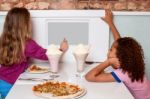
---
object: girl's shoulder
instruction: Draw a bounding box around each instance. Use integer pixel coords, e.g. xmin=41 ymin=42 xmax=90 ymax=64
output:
xmin=25 ymin=39 xmax=45 ymax=51
xmin=113 ymin=68 xmax=129 ymax=82
xmin=113 ymin=69 xmax=149 ymax=83
xmin=25 ymin=39 xmax=39 ymax=49
xmin=113 ymin=68 xmax=124 ymax=75
xmin=26 ymin=39 xmax=36 ymax=44
xmin=25 ymin=39 xmax=38 ymax=47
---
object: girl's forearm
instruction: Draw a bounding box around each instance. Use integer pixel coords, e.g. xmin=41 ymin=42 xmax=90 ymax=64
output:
xmin=109 ymin=23 xmax=121 ymax=41
xmin=85 ymin=60 xmax=110 ymax=79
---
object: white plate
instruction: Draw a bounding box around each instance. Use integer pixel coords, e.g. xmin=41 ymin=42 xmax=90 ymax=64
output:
xmin=73 ymin=88 xmax=87 ymax=99
xmin=33 ymin=88 xmax=86 ymax=99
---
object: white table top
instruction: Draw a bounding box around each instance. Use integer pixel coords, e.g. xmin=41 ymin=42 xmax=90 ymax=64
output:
xmin=6 ymin=62 xmax=134 ymax=99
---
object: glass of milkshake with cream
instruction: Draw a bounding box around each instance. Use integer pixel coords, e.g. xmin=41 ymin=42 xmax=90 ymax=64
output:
xmin=46 ymin=44 xmax=63 ymax=78
xmin=73 ymin=44 xmax=89 ymax=78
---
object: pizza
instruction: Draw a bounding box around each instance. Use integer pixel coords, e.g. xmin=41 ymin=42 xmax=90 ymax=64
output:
xmin=27 ymin=65 xmax=49 ymax=73
xmin=32 ymin=81 xmax=86 ymax=99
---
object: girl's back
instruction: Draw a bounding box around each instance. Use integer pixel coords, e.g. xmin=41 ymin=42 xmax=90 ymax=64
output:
xmin=114 ymin=69 xmax=150 ymax=99
xmin=0 ymin=39 xmax=48 ymax=84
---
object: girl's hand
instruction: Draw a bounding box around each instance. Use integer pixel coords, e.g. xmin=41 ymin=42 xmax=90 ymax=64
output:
xmin=108 ymin=57 xmax=120 ymax=69
xmin=101 ymin=9 xmax=113 ymax=26
xmin=60 ymin=38 xmax=68 ymax=52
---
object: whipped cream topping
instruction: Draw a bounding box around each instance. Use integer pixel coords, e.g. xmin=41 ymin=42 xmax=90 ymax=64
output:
xmin=73 ymin=44 xmax=89 ymax=54
xmin=46 ymin=44 xmax=62 ymax=55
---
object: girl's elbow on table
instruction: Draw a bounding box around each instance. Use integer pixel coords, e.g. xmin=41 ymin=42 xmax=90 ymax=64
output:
xmin=85 ymin=74 xmax=98 ymax=82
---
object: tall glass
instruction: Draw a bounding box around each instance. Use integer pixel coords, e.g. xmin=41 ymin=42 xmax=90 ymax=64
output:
xmin=46 ymin=53 xmax=62 ymax=79
xmin=73 ymin=53 xmax=88 ymax=78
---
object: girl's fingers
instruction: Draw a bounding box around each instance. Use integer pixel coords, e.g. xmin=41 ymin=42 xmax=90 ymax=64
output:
xmin=63 ymin=38 xmax=68 ymax=42
xmin=101 ymin=17 xmax=105 ymax=21
xmin=106 ymin=9 xmax=112 ymax=16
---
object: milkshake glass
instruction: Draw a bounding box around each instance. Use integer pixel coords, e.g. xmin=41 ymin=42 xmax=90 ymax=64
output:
xmin=46 ymin=44 xmax=63 ymax=79
xmin=73 ymin=44 xmax=89 ymax=78
xmin=73 ymin=53 xmax=88 ymax=78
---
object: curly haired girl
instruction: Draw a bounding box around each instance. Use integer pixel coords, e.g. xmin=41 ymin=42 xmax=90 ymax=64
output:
xmin=85 ymin=10 xmax=150 ymax=99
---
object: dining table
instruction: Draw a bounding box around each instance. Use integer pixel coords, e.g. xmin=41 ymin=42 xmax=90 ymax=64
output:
xmin=5 ymin=62 xmax=134 ymax=99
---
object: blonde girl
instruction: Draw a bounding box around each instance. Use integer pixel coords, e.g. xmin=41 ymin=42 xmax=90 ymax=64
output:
xmin=0 ymin=7 xmax=68 ymax=98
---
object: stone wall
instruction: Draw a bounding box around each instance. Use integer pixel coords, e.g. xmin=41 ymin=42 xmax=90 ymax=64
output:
xmin=0 ymin=0 xmax=150 ymax=11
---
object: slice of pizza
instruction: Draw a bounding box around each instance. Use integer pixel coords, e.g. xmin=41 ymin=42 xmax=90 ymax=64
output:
xmin=27 ymin=65 xmax=49 ymax=73
xmin=32 ymin=81 xmax=86 ymax=99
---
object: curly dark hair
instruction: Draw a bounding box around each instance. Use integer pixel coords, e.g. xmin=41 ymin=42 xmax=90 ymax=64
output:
xmin=116 ymin=37 xmax=145 ymax=82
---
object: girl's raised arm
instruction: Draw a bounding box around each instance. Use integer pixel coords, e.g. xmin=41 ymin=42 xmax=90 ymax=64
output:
xmin=101 ymin=9 xmax=121 ymax=41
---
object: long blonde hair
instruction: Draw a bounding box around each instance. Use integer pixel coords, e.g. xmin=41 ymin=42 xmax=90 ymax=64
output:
xmin=0 ymin=7 xmax=32 ymax=66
